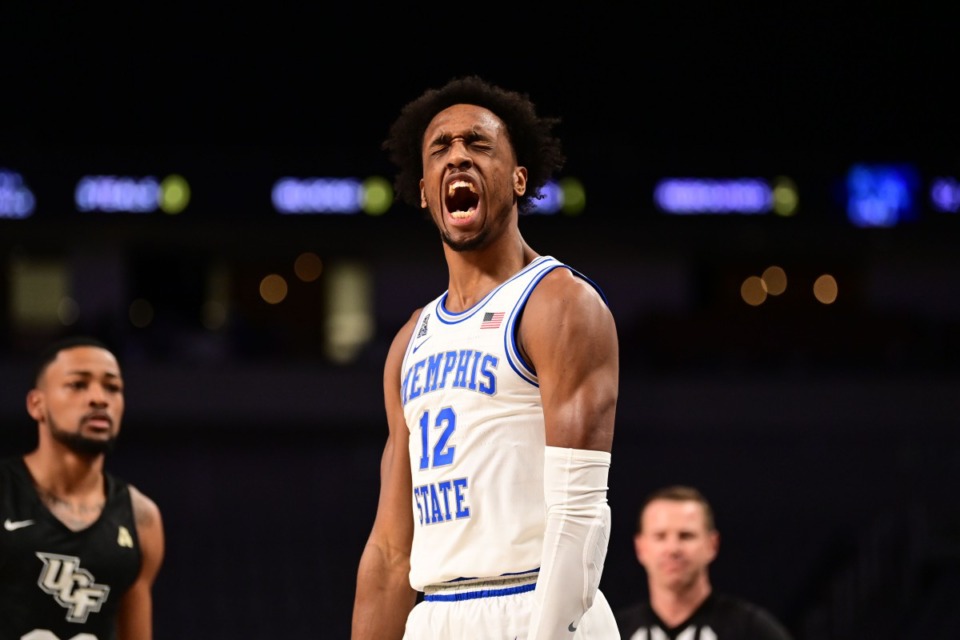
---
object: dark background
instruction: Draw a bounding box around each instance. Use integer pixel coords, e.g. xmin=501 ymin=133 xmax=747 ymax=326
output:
xmin=2 ymin=5 xmax=960 ymax=638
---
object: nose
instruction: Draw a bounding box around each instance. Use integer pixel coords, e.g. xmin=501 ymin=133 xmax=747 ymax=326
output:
xmin=88 ymin=384 xmax=109 ymax=406
xmin=447 ymin=138 xmax=474 ymax=170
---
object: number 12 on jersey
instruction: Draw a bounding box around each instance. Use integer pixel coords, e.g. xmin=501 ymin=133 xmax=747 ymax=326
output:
xmin=413 ymin=408 xmax=470 ymax=525
xmin=418 ymin=407 xmax=456 ymax=469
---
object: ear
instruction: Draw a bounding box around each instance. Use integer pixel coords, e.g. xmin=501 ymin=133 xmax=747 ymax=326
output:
xmin=706 ymin=530 xmax=720 ymax=562
xmin=26 ymin=389 xmax=43 ymax=422
xmin=419 ymin=179 xmax=427 ymax=209
xmin=633 ymin=533 xmax=645 ymax=564
xmin=513 ymin=167 xmax=527 ymax=196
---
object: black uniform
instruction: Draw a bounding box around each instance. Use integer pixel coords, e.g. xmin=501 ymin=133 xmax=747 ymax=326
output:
xmin=615 ymin=592 xmax=793 ymax=640
xmin=0 ymin=457 xmax=141 ymax=640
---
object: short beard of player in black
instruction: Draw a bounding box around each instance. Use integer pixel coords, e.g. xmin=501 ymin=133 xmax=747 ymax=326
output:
xmin=49 ymin=416 xmax=117 ymax=456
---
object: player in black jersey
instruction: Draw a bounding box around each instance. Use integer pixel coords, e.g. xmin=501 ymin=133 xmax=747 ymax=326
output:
xmin=615 ymin=485 xmax=793 ymax=640
xmin=0 ymin=336 xmax=165 ymax=640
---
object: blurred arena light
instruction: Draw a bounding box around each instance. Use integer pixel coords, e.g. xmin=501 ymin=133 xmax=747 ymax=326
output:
xmin=930 ymin=177 xmax=960 ymax=213
xmin=294 ymin=252 xmax=323 ymax=282
xmin=0 ymin=169 xmax=36 ymax=218
xmin=361 ymin=176 xmax=393 ymax=215
xmin=159 ymin=174 xmax=191 ymax=214
xmin=741 ymin=275 xmax=767 ymax=306
xmin=845 ymin=163 xmax=919 ymax=228
xmin=761 ymin=265 xmax=788 ymax=296
xmin=813 ymin=274 xmax=839 ymax=304
xmin=259 ymin=274 xmax=289 ymax=304
xmin=323 ymin=261 xmax=374 ymax=364
xmin=75 ymin=174 xmax=192 ymax=214
xmin=527 ymin=178 xmax=586 ymax=215
xmin=654 ymin=177 xmax=775 ymax=215
xmin=272 ymin=176 xmax=394 ymax=215
xmin=10 ymin=256 xmax=67 ymax=329
xmin=771 ymin=176 xmax=798 ymax=217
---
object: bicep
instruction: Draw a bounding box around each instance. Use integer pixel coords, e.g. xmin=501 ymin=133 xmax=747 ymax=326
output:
xmin=117 ymin=580 xmax=153 ymax=640
xmin=522 ymin=270 xmax=619 ymax=452
xmin=118 ymin=487 xmax=165 ymax=640
xmin=351 ymin=317 xmax=419 ymax=636
xmin=130 ymin=486 xmax=165 ymax=587
xmin=368 ymin=315 xmax=416 ymax=556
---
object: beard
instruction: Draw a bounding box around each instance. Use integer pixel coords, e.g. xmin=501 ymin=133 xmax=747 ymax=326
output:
xmin=49 ymin=416 xmax=117 ymax=456
xmin=440 ymin=225 xmax=490 ymax=252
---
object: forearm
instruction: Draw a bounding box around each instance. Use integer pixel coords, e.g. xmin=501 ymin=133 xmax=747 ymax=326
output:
xmin=352 ymin=545 xmax=417 ymax=640
xmin=116 ymin=582 xmax=153 ymax=640
xmin=527 ymin=446 xmax=612 ymax=640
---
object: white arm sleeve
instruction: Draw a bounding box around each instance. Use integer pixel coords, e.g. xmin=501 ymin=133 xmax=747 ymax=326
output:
xmin=526 ymin=446 xmax=612 ymax=640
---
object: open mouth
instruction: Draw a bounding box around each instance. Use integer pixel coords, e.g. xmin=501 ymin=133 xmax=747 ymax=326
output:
xmin=445 ymin=180 xmax=479 ymax=219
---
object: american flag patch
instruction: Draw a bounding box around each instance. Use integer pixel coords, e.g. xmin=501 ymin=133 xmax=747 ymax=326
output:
xmin=481 ymin=312 xmax=505 ymax=329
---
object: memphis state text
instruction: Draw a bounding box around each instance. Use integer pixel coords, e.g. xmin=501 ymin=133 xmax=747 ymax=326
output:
xmin=402 ymin=348 xmax=499 ymax=527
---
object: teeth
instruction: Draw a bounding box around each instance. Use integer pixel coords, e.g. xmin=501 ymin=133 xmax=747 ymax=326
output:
xmin=447 ymin=180 xmax=476 ymax=196
xmin=450 ymin=210 xmax=471 ymax=219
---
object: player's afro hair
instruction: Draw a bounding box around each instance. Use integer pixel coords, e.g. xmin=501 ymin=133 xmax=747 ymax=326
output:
xmin=383 ymin=75 xmax=565 ymax=215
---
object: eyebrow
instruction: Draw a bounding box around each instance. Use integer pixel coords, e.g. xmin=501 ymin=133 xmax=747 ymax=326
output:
xmin=64 ymin=370 xmax=121 ymax=379
xmin=429 ymin=127 xmax=488 ymax=146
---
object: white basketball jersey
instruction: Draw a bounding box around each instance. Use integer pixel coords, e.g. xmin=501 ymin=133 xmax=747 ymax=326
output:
xmin=400 ymin=255 xmax=605 ymax=590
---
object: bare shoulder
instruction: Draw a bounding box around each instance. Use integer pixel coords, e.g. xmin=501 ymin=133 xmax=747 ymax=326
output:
xmin=127 ymin=483 xmax=165 ymax=584
xmin=386 ymin=308 xmax=422 ymax=362
xmin=127 ymin=484 xmax=163 ymax=529
xmin=526 ymin=266 xmax=615 ymax=330
xmin=395 ymin=307 xmax=423 ymax=345
xmin=520 ymin=265 xmax=618 ymax=368
xmin=384 ymin=307 xmax=423 ymax=388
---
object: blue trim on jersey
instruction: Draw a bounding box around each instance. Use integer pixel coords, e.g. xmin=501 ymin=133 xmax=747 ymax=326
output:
xmin=434 ymin=256 xmax=555 ymax=325
xmin=504 ymin=261 xmax=563 ymax=385
xmin=418 ymin=255 xmax=610 ymax=389
xmin=423 ymin=582 xmax=537 ymax=602
xmin=503 ymin=258 xmax=610 ymax=386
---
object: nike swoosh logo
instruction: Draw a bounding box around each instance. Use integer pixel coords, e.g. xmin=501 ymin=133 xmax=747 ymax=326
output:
xmin=4 ymin=518 xmax=35 ymax=531
xmin=412 ymin=336 xmax=432 ymax=353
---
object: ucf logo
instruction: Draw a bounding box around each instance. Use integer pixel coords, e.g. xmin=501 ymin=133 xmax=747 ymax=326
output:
xmin=35 ymin=552 xmax=110 ymax=623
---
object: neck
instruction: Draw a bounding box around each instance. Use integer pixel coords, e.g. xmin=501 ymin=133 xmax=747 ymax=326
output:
xmin=649 ymin=579 xmax=712 ymax=628
xmin=442 ymin=230 xmax=537 ymax=312
xmin=24 ymin=450 xmax=106 ymax=532
xmin=24 ymin=447 xmax=104 ymax=495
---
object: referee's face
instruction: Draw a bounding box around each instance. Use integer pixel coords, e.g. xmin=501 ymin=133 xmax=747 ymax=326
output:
xmin=634 ymin=499 xmax=719 ymax=591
